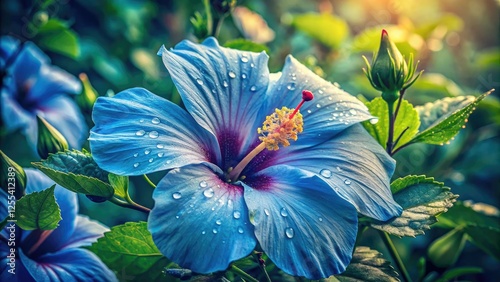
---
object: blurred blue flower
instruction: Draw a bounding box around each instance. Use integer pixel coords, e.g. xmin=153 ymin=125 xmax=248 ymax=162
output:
xmin=89 ymin=37 xmax=402 ymax=279
xmin=0 ymin=36 xmax=87 ymax=152
xmin=0 ymin=169 xmax=117 ymax=282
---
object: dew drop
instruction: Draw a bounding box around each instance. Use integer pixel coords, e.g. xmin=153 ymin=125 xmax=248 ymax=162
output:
xmin=320 ymin=169 xmax=332 ymax=178
xmin=333 ymin=82 xmax=341 ymax=88
xmin=318 ymin=89 xmax=324 ymax=94
xmin=156 ymin=144 xmax=164 ymax=149
xmin=233 ymin=211 xmax=241 ymax=219
xmin=369 ymin=118 xmax=379 ymax=124
xmin=316 ymin=104 xmax=321 ymax=108
xmin=241 ymin=56 xmax=249 ymax=63
xmin=199 ymin=181 xmax=208 ymax=188
xmin=151 ymin=117 xmax=160 ymax=124
xmin=172 ymin=192 xmax=182 ymax=199
xmin=238 ymin=227 xmax=244 ymax=234
xmin=216 ymin=219 xmax=222 ymax=225
xmin=149 ymin=131 xmax=159 ymax=138
xmin=196 ymin=78 xmax=204 ymax=85
xmin=202 ymin=231 xmax=206 ymax=235
xmin=264 ymin=208 xmax=270 ymax=216
xmin=148 ymin=158 xmax=154 ymax=163
xmin=287 ymin=83 xmax=296 ymax=91
xmin=280 ymin=208 xmax=288 ymax=217
xmin=250 ymin=85 xmax=257 ymax=92
xmin=212 ymin=229 xmax=218 ymax=234
xmin=250 ymin=63 xmax=255 ymax=67
xmin=344 ymin=179 xmax=351 ymax=185
xmin=133 ymin=153 xmax=139 ymax=157
xmin=223 ymin=80 xmax=229 ymax=88
xmin=318 ymin=217 xmax=323 ymax=222
xmin=307 ymin=110 xmax=312 ymax=114
xmin=133 ymin=162 xmax=139 ymax=168
xmin=144 ymin=149 xmax=151 ymax=155
xmin=228 ymin=71 xmax=236 ymax=78
xmin=349 ymin=109 xmax=357 ymax=115
xmin=336 ymin=166 xmax=342 ymax=172
xmin=241 ymin=73 xmax=247 ymax=79
xmin=203 ymin=188 xmax=214 ymax=198
xmin=285 ymin=227 xmax=294 ymax=238
xmin=139 ymin=119 xmax=144 ymax=123
xmin=135 ymin=130 xmax=146 ymax=136
xmin=157 ymin=153 xmax=164 ymax=157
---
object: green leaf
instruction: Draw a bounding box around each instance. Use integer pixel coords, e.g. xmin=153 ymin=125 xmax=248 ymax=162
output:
xmin=362 ymin=97 xmax=420 ymax=150
xmin=435 ymin=201 xmax=500 ymax=230
xmin=37 ymin=19 xmax=80 ymax=58
xmin=427 ymin=227 xmax=467 ymax=268
xmin=411 ymin=90 xmax=493 ymax=145
xmin=464 ymin=225 xmax=500 ymax=260
xmin=224 ymin=39 xmax=269 ymax=53
xmin=436 ymin=267 xmax=483 ymax=282
xmin=32 ymin=150 xmax=114 ymax=199
xmin=369 ymin=175 xmax=458 ymax=237
xmin=332 ymin=246 xmax=400 ymax=282
xmin=108 ymin=174 xmax=129 ymax=199
xmin=15 ymin=185 xmax=61 ymax=230
xmin=88 ymin=222 xmax=172 ymax=282
xmin=291 ymin=13 xmax=349 ymax=49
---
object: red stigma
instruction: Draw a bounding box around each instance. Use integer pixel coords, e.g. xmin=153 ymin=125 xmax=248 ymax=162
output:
xmin=381 ymin=29 xmax=388 ymax=39
xmin=302 ymin=90 xmax=314 ymax=101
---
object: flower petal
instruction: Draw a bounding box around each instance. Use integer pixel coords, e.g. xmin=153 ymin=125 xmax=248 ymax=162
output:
xmin=159 ymin=37 xmax=270 ymax=156
xmin=271 ymin=124 xmax=402 ymax=221
xmin=10 ymin=41 xmax=48 ymax=85
xmin=242 ymin=165 xmax=358 ymax=279
xmin=20 ymin=247 xmax=117 ymax=282
xmin=23 ymin=169 xmax=78 ymax=255
xmin=0 ymin=87 xmax=33 ymax=133
xmin=148 ymin=164 xmax=257 ymax=273
xmin=264 ymin=55 xmax=373 ymax=147
xmin=90 ymin=87 xmax=220 ymax=175
xmin=0 ymin=246 xmax=33 ymax=281
xmin=26 ymin=64 xmax=82 ymax=102
xmin=59 ymin=215 xmax=109 ymax=249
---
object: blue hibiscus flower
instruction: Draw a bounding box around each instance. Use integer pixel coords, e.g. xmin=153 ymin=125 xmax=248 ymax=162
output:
xmin=0 ymin=36 xmax=87 ymax=152
xmin=89 ymin=37 xmax=402 ymax=279
xmin=0 ymin=168 xmax=117 ymax=281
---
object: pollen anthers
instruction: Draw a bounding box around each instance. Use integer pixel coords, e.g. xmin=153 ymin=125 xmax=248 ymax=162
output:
xmin=258 ymin=107 xmax=303 ymax=151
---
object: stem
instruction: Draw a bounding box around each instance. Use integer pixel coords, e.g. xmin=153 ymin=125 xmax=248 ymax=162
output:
xmin=230 ymin=265 xmax=259 ymax=282
xmin=143 ymin=174 xmax=156 ymax=189
xmin=386 ymin=100 xmax=396 ymax=155
xmin=202 ymin=0 xmax=213 ymax=35
xmin=378 ymin=230 xmax=412 ymax=282
xmin=212 ymin=14 xmax=226 ymax=37
xmin=393 ymin=126 xmax=410 ymax=149
xmin=253 ymin=252 xmax=272 ymax=282
xmin=109 ymin=197 xmax=150 ymax=214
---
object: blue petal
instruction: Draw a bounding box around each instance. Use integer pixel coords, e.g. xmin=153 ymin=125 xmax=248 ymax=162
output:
xmin=0 ymin=87 xmax=33 ymax=134
xmin=0 ymin=246 xmax=33 ymax=281
xmin=159 ymin=37 xmax=270 ymax=155
xmin=59 ymin=215 xmax=109 ymax=249
xmin=148 ymin=164 xmax=257 ymax=273
xmin=272 ymin=124 xmax=402 ymax=221
xmin=242 ymin=165 xmax=358 ymax=279
xmin=90 ymin=87 xmax=221 ymax=176
xmin=27 ymin=64 xmax=82 ymax=101
xmin=0 ymin=36 xmax=22 ymax=68
xmin=10 ymin=41 xmax=48 ymax=88
xmin=263 ymin=55 xmax=373 ymax=147
xmin=20 ymin=247 xmax=117 ymax=282
xmin=23 ymin=169 xmax=78 ymax=255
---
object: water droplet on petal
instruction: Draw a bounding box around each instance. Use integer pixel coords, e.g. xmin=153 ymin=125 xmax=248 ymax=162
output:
xmin=136 ymin=130 xmax=146 ymax=136
xmin=172 ymin=192 xmax=182 ymax=199
xmin=318 ymin=217 xmax=323 ymax=222
xmin=212 ymin=229 xmax=218 ymax=234
xmin=320 ymin=169 xmax=332 ymax=178
xmin=285 ymin=227 xmax=294 ymax=238
xmin=196 ymin=78 xmax=204 ymax=85
xmin=333 ymin=82 xmax=341 ymax=88
xmin=139 ymin=119 xmax=144 ymax=123
xmin=264 ymin=208 xmax=270 ymax=216
xmin=238 ymin=227 xmax=244 ymax=234
xmin=307 ymin=109 xmax=312 ymax=114
xmin=148 ymin=158 xmax=154 ymax=163
xmin=241 ymin=73 xmax=247 ymax=79
xmin=316 ymin=104 xmax=321 ymax=108
xmin=215 ymin=219 xmax=222 ymax=225
xmin=228 ymin=71 xmax=236 ymax=78
xmin=133 ymin=162 xmax=139 ymax=168
xmin=223 ymin=80 xmax=229 ymax=88
xmin=157 ymin=152 xmax=164 ymax=157
xmin=241 ymin=56 xmax=249 ymax=63
xmin=199 ymin=181 xmax=208 ymax=188
xmin=318 ymin=89 xmax=324 ymax=94
xmin=280 ymin=208 xmax=288 ymax=217
xmin=250 ymin=85 xmax=257 ymax=92
xmin=152 ymin=117 xmax=160 ymax=124
xmin=336 ymin=166 xmax=342 ymax=172
xmin=133 ymin=153 xmax=139 ymax=157
xmin=144 ymin=149 xmax=151 ymax=155
xmin=233 ymin=211 xmax=241 ymax=219
xmin=369 ymin=118 xmax=379 ymax=124
xmin=344 ymin=179 xmax=351 ymax=185
xmin=203 ymin=188 xmax=214 ymax=198
xmin=202 ymin=231 xmax=206 ymax=235
xmin=149 ymin=131 xmax=159 ymax=138
xmin=349 ymin=109 xmax=357 ymax=115
xmin=287 ymin=82 xmax=296 ymax=91
xmin=156 ymin=144 xmax=164 ymax=149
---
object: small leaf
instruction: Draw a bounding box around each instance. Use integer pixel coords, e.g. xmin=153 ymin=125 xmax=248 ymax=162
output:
xmin=362 ymin=97 xmax=420 ymax=150
xmin=108 ymin=174 xmax=129 ymax=199
xmin=427 ymin=227 xmax=467 ymax=268
xmin=464 ymin=225 xmax=500 ymax=260
xmin=411 ymin=90 xmax=493 ymax=145
xmin=369 ymin=175 xmax=458 ymax=237
xmin=223 ymin=38 xmax=269 ymax=53
xmin=32 ymin=150 xmax=114 ymax=199
xmin=15 ymin=185 xmax=61 ymax=230
xmin=436 ymin=267 xmax=483 ymax=282
xmin=333 ymin=246 xmax=400 ymax=282
xmin=291 ymin=13 xmax=349 ymax=49
xmin=88 ymin=222 xmax=171 ymax=282
xmin=37 ymin=19 xmax=80 ymax=58
xmin=435 ymin=201 xmax=500 ymax=230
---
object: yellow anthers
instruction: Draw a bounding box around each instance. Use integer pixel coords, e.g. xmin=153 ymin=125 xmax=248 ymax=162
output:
xmin=257 ymin=107 xmax=304 ymax=151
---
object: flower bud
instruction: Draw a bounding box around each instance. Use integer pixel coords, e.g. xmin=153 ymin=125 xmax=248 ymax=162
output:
xmin=0 ymin=150 xmax=26 ymax=199
xmin=210 ymin=0 xmax=236 ymax=16
xmin=76 ymin=73 xmax=98 ymax=112
xmin=363 ymin=29 xmax=421 ymax=99
xmin=427 ymin=227 xmax=466 ymax=268
xmin=37 ymin=116 xmax=69 ymax=159
xmin=190 ymin=11 xmax=210 ymax=40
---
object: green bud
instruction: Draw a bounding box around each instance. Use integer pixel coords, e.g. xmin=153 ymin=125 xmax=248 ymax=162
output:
xmin=190 ymin=11 xmax=210 ymax=40
xmin=363 ymin=29 xmax=422 ymax=98
xmin=37 ymin=116 xmax=69 ymax=159
xmin=210 ymin=0 xmax=236 ymax=16
xmin=427 ymin=227 xmax=467 ymax=268
xmin=0 ymin=150 xmax=27 ymax=198
xmin=76 ymin=73 xmax=98 ymax=112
